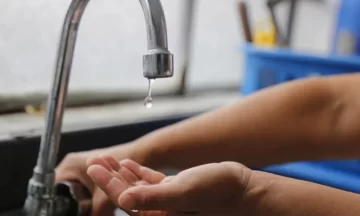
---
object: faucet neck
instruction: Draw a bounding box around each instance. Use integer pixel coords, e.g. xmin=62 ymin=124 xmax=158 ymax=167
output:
xmin=24 ymin=0 xmax=173 ymax=215
xmin=139 ymin=0 xmax=169 ymax=50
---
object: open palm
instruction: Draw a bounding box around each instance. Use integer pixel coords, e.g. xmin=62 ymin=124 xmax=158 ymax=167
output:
xmin=86 ymin=156 xmax=169 ymax=216
xmin=87 ymin=156 xmax=251 ymax=216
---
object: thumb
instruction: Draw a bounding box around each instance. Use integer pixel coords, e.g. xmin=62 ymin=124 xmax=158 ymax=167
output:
xmin=118 ymin=183 xmax=187 ymax=211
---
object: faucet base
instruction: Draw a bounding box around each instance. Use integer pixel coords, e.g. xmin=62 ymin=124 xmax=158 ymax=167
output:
xmin=24 ymin=179 xmax=91 ymax=216
xmin=24 ymin=171 xmax=57 ymax=216
xmin=24 ymin=196 xmax=56 ymax=216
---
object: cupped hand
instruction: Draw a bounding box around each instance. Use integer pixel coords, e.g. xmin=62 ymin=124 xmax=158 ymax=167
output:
xmin=55 ymin=144 xmax=141 ymax=216
xmin=87 ymin=157 xmax=256 ymax=216
xmin=86 ymin=156 xmax=166 ymax=216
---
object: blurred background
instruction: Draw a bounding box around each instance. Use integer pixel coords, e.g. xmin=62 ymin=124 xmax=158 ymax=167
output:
xmin=0 ymin=0 xmax=338 ymax=114
xmin=3 ymin=1 xmax=360 ymax=214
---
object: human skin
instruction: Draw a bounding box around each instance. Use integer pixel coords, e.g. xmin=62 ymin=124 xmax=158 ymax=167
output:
xmin=86 ymin=156 xmax=360 ymax=216
xmin=56 ymin=73 xmax=360 ymax=215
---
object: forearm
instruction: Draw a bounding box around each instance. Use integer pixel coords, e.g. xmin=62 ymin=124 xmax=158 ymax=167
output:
xmin=113 ymin=74 xmax=360 ymax=170
xmin=251 ymin=171 xmax=360 ymax=216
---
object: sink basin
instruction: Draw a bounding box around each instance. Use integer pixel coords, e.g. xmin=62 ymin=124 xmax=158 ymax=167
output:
xmin=0 ymin=209 xmax=25 ymax=216
xmin=2 ymin=109 xmax=360 ymax=214
xmin=0 ymin=114 xmax=194 ymax=213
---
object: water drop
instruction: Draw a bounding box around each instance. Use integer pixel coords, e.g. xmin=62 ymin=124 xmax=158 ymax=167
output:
xmin=144 ymin=79 xmax=154 ymax=108
xmin=144 ymin=96 xmax=153 ymax=108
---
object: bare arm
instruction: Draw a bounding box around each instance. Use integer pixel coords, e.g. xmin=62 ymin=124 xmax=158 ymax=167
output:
xmin=107 ymin=73 xmax=360 ymax=170
xmin=249 ymin=170 xmax=360 ymax=216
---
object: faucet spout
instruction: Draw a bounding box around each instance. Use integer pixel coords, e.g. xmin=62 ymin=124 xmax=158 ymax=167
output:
xmin=24 ymin=0 xmax=173 ymax=215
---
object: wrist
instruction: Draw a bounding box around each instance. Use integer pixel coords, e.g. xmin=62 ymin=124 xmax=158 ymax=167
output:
xmin=101 ymin=140 xmax=158 ymax=168
xmin=130 ymin=138 xmax=163 ymax=169
xmin=127 ymin=131 xmax=171 ymax=170
xmin=217 ymin=162 xmax=265 ymax=213
xmin=234 ymin=169 xmax=275 ymax=216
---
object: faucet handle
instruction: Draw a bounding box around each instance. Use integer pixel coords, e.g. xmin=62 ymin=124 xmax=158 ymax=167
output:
xmin=143 ymin=49 xmax=174 ymax=79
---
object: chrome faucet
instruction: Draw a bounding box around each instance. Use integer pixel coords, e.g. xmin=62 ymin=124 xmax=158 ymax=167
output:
xmin=23 ymin=0 xmax=173 ymax=215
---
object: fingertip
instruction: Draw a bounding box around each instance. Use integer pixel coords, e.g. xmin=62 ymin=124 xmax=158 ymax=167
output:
xmin=119 ymin=159 xmax=139 ymax=168
xmin=101 ymin=155 xmax=121 ymax=171
xmin=86 ymin=155 xmax=112 ymax=171
xmin=86 ymin=156 xmax=98 ymax=167
xmin=86 ymin=164 xmax=99 ymax=177
xmin=86 ymin=155 xmax=105 ymax=167
xmin=118 ymin=189 xmax=137 ymax=209
xmin=160 ymin=176 xmax=175 ymax=184
xmin=118 ymin=184 xmax=178 ymax=211
xmin=87 ymin=164 xmax=112 ymax=186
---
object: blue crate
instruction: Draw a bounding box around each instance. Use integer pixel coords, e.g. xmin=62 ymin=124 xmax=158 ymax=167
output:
xmin=332 ymin=0 xmax=360 ymax=55
xmin=241 ymin=44 xmax=360 ymax=193
xmin=260 ymin=160 xmax=360 ymax=193
xmin=241 ymin=44 xmax=360 ymax=95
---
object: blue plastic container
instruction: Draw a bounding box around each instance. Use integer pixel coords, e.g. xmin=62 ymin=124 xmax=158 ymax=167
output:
xmin=260 ymin=160 xmax=360 ymax=193
xmin=332 ymin=0 xmax=360 ymax=55
xmin=242 ymin=44 xmax=360 ymax=95
xmin=241 ymin=44 xmax=360 ymax=193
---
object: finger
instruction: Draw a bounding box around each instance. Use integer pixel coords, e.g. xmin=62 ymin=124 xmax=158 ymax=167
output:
xmin=118 ymin=183 xmax=187 ymax=211
xmin=87 ymin=156 xmax=130 ymax=189
xmin=54 ymin=169 xmax=79 ymax=183
xmin=92 ymin=189 xmax=140 ymax=216
xmin=101 ymin=155 xmax=121 ymax=171
xmin=119 ymin=166 xmax=140 ymax=185
xmin=91 ymin=189 xmax=116 ymax=216
xmin=86 ymin=156 xmax=112 ymax=171
xmin=160 ymin=176 xmax=175 ymax=183
xmin=135 ymin=180 xmax=150 ymax=186
xmin=87 ymin=156 xmax=139 ymax=190
xmin=100 ymin=155 xmax=134 ymax=185
xmin=87 ymin=165 xmax=128 ymax=203
xmin=120 ymin=159 xmax=165 ymax=184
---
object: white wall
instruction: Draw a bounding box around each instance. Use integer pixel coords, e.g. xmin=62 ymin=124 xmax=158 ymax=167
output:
xmin=0 ymin=0 xmax=339 ymax=96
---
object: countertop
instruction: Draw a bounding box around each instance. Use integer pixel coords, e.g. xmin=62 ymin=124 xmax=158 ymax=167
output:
xmin=0 ymin=91 xmax=240 ymax=141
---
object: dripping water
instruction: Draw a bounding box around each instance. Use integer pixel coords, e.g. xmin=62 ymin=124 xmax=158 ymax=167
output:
xmin=144 ymin=79 xmax=154 ymax=108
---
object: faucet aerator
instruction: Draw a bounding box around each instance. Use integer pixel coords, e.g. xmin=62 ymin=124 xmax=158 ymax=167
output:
xmin=143 ymin=50 xmax=174 ymax=79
